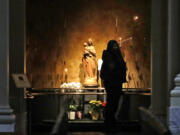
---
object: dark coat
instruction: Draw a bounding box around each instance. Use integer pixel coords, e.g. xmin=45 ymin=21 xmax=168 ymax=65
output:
xmin=100 ymin=50 xmax=127 ymax=86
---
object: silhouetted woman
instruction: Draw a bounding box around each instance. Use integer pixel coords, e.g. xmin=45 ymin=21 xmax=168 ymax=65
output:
xmin=100 ymin=40 xmax=127 ymax=130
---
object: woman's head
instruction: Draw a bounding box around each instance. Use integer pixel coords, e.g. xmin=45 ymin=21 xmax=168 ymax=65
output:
xmin=107 ymin=40 xmax=120 ymax=52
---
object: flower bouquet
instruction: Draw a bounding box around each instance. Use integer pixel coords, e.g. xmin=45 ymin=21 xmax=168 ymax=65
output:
xmin=89 ymin=100 xmax=106 ymax=120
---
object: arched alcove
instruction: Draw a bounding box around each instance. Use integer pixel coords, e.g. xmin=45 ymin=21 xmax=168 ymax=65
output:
xmin=26 ymin=0 xmax=151 ymax=89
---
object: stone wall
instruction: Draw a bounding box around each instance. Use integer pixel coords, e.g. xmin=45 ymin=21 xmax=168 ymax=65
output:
xmin=26 ymin=0 xmax=151 ymax=88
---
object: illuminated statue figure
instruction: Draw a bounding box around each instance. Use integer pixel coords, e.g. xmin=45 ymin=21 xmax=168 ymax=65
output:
xmin=82 ymin=39 xmax=98 ymax=87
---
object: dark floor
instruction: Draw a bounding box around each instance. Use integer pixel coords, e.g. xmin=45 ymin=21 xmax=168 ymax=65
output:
xmin=31 ymin=121 xmax=141 ymax=135
xmin=67 ymin=131 xmax=140 ymax=135
xmin=32 ymin=131 xmax=140 ymax=135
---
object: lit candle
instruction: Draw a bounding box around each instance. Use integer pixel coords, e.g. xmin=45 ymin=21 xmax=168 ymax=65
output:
xmin=98 ymin=59 xmax=103 ymax=87
xmin=98 ymin=59 xmax=103 ymax=71
xmin=65 ymin=68 xmax=68 ymax=83
xmin=119 ymin=37 xmax=122 ymax=47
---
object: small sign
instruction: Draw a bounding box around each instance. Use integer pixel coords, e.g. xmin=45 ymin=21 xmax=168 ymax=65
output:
xmin=12 ymin=74 xmax=31 ymax=88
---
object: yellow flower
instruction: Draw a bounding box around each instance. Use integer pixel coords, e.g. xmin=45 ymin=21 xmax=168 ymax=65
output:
xmin=89 ymin=100 xmax=102 ymax=106
xmin=89 ymin=100 xmax=97 ymax=104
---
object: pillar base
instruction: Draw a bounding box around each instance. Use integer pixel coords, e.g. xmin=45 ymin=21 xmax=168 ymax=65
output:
xmin=169 ymin=73 xmax=180 ymax=135
xmin=0 ymin=106 xmax=15 ymax=132
xmin=169 ymin=106 xmax=180 ymax=135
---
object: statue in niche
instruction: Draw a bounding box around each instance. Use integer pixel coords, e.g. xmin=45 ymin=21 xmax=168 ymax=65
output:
xmin=82 ymin=39 xmax=98 ymax=87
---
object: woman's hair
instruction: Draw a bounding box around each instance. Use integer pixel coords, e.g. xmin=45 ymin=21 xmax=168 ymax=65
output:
xmin=106 ymin=40 xmax=124 ymax=60
xmin=107 ymin=40 xmax=120 ymax=51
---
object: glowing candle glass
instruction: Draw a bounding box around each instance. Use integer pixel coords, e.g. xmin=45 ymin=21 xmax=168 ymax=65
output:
xmin=64 ymin=68 xmax=68 ymax=83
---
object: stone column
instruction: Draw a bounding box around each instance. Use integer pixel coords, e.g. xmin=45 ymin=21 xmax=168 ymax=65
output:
xmin=151 ymin=0 xmax=168 ymax=122
xmin=167 ymin=0 xmax=180 ymax=96
xmin=9 ymin=0 xmax=27 ymax=134
xmin=168 ymin=0 xmax=180 ymax=134
xmin=0 ymin=0 xmax=15 ymax=132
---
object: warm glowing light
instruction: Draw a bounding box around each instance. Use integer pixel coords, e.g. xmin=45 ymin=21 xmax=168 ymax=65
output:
xmin=65 ymin=68 xmax=68 ymax=73
xmin=118 ymin=37 xmax=122 ymax=47
xmin=133 ymin=16 xmax=139 ymax=21
xmin=64 ymin=68 xmax=68 ymax=83
xmin=98 ymin=59 xmax=103 ymax=71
